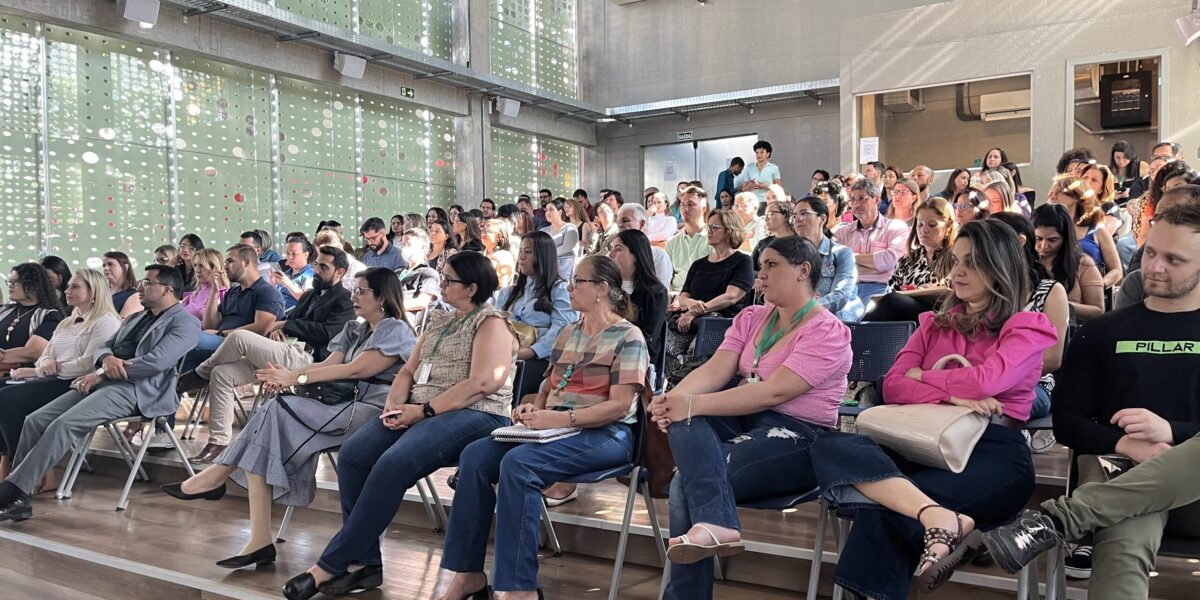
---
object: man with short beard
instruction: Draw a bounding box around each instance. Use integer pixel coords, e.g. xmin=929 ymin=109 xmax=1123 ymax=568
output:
xmin=975 ymin=195 xmax=1200 ymax=600
xmin=359 ymin=217 xmax=406 ymax=272
xmin=175 ymin=247 xmax=355 ymax=464
xmin=911 ymin=164 xmax=935 ymax=202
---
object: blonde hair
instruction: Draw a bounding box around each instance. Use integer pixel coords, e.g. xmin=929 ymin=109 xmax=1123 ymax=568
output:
xmin=766 ymin=184 xmax=787 ymax=204
xmin=61 ymin=268 xmax=119 ymax=332
xmin=192 ymin=248 xmax=230 ymax=288
xmin=982 ymin=180 xmax=1015 ymax=214
xmin=1052 ymin=175 xmax=1104 ymax=228
xmin=314 ymin=229 xmax=344 ymax=249
xmin=708 ymin=209 xmax=745 ymax=249
xmin=906 ymin=197 xmax=957 ymax=279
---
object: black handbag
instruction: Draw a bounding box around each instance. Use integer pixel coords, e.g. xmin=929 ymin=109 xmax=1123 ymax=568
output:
xmin=294 ymin=380 xmax=360 ymax=406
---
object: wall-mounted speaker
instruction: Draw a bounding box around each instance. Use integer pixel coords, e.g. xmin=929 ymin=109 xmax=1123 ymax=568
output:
xmin=118 ymin=0 xmax=160 ymax=25
xmin=495 ymin=97 xmax=521 ymax=118
xmin=333 ymin=52 xmax=367 ymax=79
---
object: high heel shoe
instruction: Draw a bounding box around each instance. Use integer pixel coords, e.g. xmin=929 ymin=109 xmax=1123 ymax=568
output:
xmin=319 ymin=564 xmax=383 ymax=595
xmin=282 ymin=572 xmax=320 ymax=600
xmin=160 ymin=481 xmax=226 ymax=501
xmin=214 ymin=543 xmax=276 ymax=569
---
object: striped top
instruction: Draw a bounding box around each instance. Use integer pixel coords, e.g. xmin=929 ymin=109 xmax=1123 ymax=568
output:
xmin=35 ymin=313 xmax=121 ymax=379
xmin=545 ymin=319 xmax=648 ymax=423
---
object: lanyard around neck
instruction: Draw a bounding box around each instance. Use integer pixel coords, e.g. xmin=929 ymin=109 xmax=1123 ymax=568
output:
xmin=752 ymin=298 xmax=818 ymax=376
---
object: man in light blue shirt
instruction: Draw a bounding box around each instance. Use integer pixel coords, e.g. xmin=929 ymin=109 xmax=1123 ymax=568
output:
xmin=359 ymin=217 xmax=407 ymax=272
xmin=735 ymin=140 xmax=782 ymax=209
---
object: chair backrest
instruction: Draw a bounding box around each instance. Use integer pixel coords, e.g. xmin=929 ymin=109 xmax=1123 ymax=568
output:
xmin=653 ymin=319 xmax=668 ymax=392
xmin=846 ymin=321 xmax=916 ymax=398
xmin=512 ymin=359 xmax=526 ymax=406
xmin=693 ymin=317 xmax=734 ymax=360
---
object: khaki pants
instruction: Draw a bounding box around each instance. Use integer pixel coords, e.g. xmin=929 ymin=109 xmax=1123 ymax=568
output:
xmin=1042 ymin=435 xmax=1200 ymax=600
xmin=196 ymin=330 xmax=311 ymax=445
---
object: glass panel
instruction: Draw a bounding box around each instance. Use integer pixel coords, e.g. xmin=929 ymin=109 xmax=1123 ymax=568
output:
xmin=274 ymin=0 xmax=352 ymax=29
xmin=490 ymin=127 xmax=579 ymax=201
xmin=491 ymin=0 xmax=576 ymax=97
xmin=359 ymin=0 xmax=454 ymax=60
xmin=279 ymin=165 xmax=359 ymax=236
xmin=697 ymin=135 xmax=758 ymax=198
xmin=277 ymin=77 xmax=357 ymax=172
xmin=643 ymin=143 xmax=698 ymax=204
xmin=540 ymin=138 xmax=579 ymax=196
xmin=0 ymin=17 xmax=42 ymax=270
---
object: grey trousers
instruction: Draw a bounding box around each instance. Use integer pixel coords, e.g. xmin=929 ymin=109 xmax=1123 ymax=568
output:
xmin=1043 ymin=434 xmax=1200 ymax=600
xmin=8 ymin=383 xmax=139 ymax=494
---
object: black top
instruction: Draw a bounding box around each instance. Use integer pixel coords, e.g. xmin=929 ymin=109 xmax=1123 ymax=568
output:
xmin=110 ymin=309 xmax=163 ymax=360
xmin=113 ymin=289 xmax=138 ymax=313
xmin=461 ymin=240 xmax=485 ymax=253
xmin=283 ymin=285 xmax=355 ymax=362
xmin=175 ymin=262 xmax=197 ymax=294
xmin=0 ymin=305 xmax=63 ymax=351
xmin=1053 ymin=302 xmax=1200 ymax=454
xmin=681 ymin=252 xmax=754 ymax=317
xmin=630 ymin=284 xmax=668 ymax=362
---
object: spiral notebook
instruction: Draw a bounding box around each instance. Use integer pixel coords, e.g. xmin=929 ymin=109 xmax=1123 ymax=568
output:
xmin=491 ymin=423 xmax=581 ymax=444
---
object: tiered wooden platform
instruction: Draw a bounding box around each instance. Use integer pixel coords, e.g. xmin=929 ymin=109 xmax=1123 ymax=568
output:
xmin=0 ymin=424 xmax=1196 ymax=599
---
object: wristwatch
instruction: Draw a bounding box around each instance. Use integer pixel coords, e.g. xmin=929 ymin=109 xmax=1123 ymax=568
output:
xmin=296 ymin=373 xmax=309 ymax=385
xmin=422 ymin=403 xmax=437 ymax=419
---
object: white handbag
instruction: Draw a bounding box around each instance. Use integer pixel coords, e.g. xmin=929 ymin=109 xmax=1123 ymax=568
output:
xmin=855 ymin=354 xmax=989 ymax=473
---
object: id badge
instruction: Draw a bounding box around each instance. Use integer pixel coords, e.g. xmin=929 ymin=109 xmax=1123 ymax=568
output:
xmin=416 ymin=362 xmax=432 ymax=384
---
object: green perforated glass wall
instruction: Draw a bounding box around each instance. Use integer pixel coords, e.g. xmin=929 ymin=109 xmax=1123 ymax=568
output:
xmin=491 ymin=0 xmax=577 ymax=97
xmin=489 ymin=127 xmax=579 ymax=201
xmin=0 ymin=17 xmax=457 ymax=274
xmin=255 ymin=0 xmax=453 ymax=60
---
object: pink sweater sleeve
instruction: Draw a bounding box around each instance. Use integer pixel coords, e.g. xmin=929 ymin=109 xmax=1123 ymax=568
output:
xmin=920 ymin=312 xmax=1056 ymax=399
xmin=882 ymin=313 xmax=955 ymax=405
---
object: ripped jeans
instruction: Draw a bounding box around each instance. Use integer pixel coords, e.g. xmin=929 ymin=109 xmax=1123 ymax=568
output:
xmin=663 ymin=411 xmax=823 ymax=600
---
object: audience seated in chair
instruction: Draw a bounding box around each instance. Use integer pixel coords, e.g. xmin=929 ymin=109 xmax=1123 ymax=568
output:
xmin=862 ymin=197 xmax=957 ymax=323
xmin=396 ymin=228 xmax=442 ymax=319
xmin=179 ymin=248 xmax=230 ymax=324
xmin=0 ymin=265 xmax=199 ymax=521
xmin=161 ymin=266 xmax=416 ymax=570
xmin=182 ymin=245 xmax=285 ymax=373
xmin=0 ymin=263 xmax=65 ymax=377
xmin=664 ymin=186 xmax=711 ymax=293
xmin=615 ymin=203 xmax=675 ymax=289
xmin=102 ymin=252 xmax=144 ymax=319
xmin=176 ymin=247 xmax=356 ymax=464
xmin=276 ymin=238 xmax=316 ymax=312
xmin=789 ymin=195 xmax=863 ymax=321
xmin=804 ymin=219 xmax=1056 ymax=599
xmin=0 ymin=269 xmax=119 ymax=488
xmin=278 ymin=251 xmax=516 ymax=600
xmin=651 ymin=236 xmax=852 ymax=600
xmin=439 ymin=255 xmax=647 ymax=600
xmin=834 ymin=178 xmax=910 ymax=306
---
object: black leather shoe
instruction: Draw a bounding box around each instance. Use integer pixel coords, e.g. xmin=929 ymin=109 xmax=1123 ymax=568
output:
xmin=282 ymin=572 xmax=320 ymax=600
xmin=160 ymin=482 xmax=227 ymax=501
xmin=0 ymin=493 xmax=32 ymax=522
xmin=176 ymin=369 xmax=208 ymax=394
xmin=319 ymin=564 xmax=383 ymax=595
xmin=215 ymin=543 xmax=276 ymax=569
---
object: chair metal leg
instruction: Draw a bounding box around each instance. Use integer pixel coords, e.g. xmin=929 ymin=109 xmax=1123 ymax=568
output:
xmin=56 ymin=434 xmax=91 ymax=500
xmin=831 ymin=511 xmax=848 ymax=600
xmin=607 ymin=466 xmax=642 ymax=600
xmin=425 ymin=475 xmax=449 ymax=533
xmin=104 ymin=423 xmax=142 ymax=479
xmin=713 ymin=556 xmax=724 ymax=580
xmin=65 ymin=429 xmax=100 ymax=498
xmin=1044 ymin=542 xmax=1067 ymax=600
xmin=540 ymin=498 xmax=563 ymax=556
xmin=415 ymin=477 xmax=442 ymax=532
xmin=806 ymin=502 xmax=831 ymax=600
xmin=658 ymin=559 xmax=670 ymax=600
xmin=116 ymin=422 xmax=154 ymax=511
xmin=641 ymin=481 xmax=667 ymax=565
xmin=157 ymin=417 xmax=196 ymax=478
xmin=180 ymin=392 xmax=201 ymax=440
xmin=276 ymin=505 xmax=295 ymax=543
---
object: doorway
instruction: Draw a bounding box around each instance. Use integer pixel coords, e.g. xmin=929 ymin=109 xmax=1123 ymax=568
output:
xmin=643 ymin=134 xmax=758 ymax=207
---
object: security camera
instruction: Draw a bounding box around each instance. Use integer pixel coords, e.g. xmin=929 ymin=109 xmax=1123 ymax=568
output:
xmin=1178 ymin=9 xmax=1200 ymax=46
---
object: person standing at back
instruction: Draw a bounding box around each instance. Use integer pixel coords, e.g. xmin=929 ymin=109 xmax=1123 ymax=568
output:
xmin=716 ymin=157 xmax=744 ymax=211
xmin=736 ymin=141 xmax=782 ymax=211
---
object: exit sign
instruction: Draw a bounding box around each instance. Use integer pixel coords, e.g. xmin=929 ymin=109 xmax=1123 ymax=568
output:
xmin=402 ymin=87 xmax=415 ymax=99
xmin=677 ymin=131 xmax=694 ymax=142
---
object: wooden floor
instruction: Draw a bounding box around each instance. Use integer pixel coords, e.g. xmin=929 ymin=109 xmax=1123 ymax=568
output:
xmin=3 ymin=415 xmax=1193 ymax=599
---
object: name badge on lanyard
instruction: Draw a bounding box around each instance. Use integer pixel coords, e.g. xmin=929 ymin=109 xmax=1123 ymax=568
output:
xmin=416 ymin=362 xmax=432 ymax=384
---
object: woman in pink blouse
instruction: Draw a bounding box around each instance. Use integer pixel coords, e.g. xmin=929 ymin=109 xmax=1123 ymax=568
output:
xmin=650 ymin=236 xmax=853 ymax=600
xmin=808 ymin=219 xmax=1057 ymax=599
xmin=181 ymin=248 xmax=229 ymax=322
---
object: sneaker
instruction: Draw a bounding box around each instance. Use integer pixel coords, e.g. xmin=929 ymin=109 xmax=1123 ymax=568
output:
xmin=131 ymin=430 xmax=173 ymax=451
xmin=980 ymin=509 xmax=1065 ymax=574
xmin=1064 ymin=544 xmax=1092 ymax=579
xmin=1029 ymin=430 xmax=1057 ymax=453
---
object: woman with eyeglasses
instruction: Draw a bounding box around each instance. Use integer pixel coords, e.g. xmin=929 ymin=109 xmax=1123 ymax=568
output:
xmin=438 ymin=255 xmax=647 ymax=600
xmin=789 ymin=196 xmax=864 ymax=321
xmin=278 ymin=253 xmax=515 ymax=600
xmin=863 ymin=197 xmax=958 ymax=322
xmin=887 ymin=178 xmax=920 ymax=224
xmin=665 ymin=209 xmax=754 ymax=377
xmin=496 ymin=231 xmax=578 ymax=399
xmin=174 ymin=234 xmax=205 ymax=293
xmin=0 ymin=269 xmax=118 ymax=485
xmin=751 ymin=198 xmax=794 ymax=272
xmin=0 ymin=264 xmax=64 ymax=377
xmin=163 ymin=268 xmax=416 ymax=574
xmin=733 ymin=191 xmax=767 ymax=253
xmin=154 ymin=245 xmax=178 ymax=267
xmin=952 ymin=187 xmax=988 ymax=226
xmin=590 ymin=203 xmax=618 ymax=256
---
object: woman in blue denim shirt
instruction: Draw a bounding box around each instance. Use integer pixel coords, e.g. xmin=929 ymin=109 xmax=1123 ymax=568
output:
xmin=494 ymin=231 xmax=578 ymax=397
xmin=791 ymin=196 xmax=863 ymax=321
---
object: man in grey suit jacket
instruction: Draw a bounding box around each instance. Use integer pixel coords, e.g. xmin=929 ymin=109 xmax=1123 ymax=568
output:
xmin=0 ymin=264 xmax=199 ymax=521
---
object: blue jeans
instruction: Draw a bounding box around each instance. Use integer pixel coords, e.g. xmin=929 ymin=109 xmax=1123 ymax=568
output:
xmin=663 ymin=411 xmax=823 ymax=600
xmin=856 ymin=281 xmax=888 ymax=307
xmin=811 ymin=425 xmax=1035 ymax=600
xmin=181 ymin=331 xmax=224 ymax=373
xmin=1030 ymin=383 xmax=1051 ymax=419
xmin=315 ymin=409 xmax=508 ymax=574
xmin=440 ymin=423 xmax=633 ymax=592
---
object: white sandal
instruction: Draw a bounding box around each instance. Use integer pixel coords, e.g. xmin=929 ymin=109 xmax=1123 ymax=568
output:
xmin=666 ymin=523 xmax=745 ymax=564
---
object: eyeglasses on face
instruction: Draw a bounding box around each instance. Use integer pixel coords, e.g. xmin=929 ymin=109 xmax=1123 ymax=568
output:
xmin=570 ymin=277 xmax=602 ymax=286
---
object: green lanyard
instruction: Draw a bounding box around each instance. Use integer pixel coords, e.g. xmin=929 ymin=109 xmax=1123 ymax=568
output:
xmin=749 ymin=298 xmax=818 ymax=382
xmin=426 ymin=305 xmax=483 ymax=361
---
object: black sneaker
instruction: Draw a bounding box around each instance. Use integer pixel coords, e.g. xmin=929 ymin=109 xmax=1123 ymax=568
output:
xmin=1064 ymin=544 xmax=1092 ymax=579
xmin=980 ymin=509 xmax=1065 ymax=574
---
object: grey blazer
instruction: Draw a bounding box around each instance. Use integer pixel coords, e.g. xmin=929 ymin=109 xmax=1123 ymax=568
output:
xmin=93 ymin=303 xmax=201 ymax=418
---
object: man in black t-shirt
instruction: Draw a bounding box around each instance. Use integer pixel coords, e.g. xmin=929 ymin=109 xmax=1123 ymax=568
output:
xmin=975 ymin=196 xmax=1200 ymax=600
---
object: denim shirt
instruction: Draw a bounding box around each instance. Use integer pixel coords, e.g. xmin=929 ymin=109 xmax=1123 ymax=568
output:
xmin=492 ymin=279 xmax=577 ymax=359
xmin=817 ymin=236 xmax=864 ymax=321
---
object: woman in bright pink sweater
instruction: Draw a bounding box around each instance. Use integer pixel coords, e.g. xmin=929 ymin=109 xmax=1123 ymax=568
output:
xmin=809 ymin=219 xmax=1057 ymax=600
